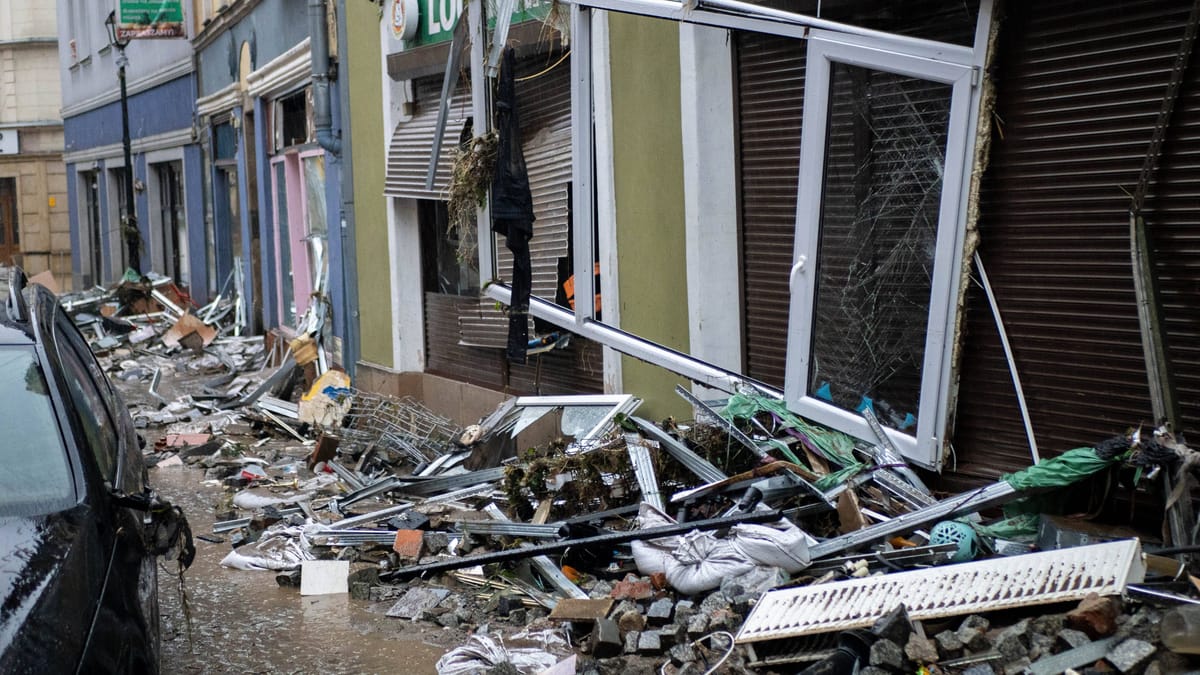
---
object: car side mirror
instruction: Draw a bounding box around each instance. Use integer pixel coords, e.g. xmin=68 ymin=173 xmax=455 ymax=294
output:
xmin=109 ymin=488 xmax=196 ymax=570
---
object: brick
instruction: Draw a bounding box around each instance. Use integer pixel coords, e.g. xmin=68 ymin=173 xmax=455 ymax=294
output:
xmin=392 ymin=529 xmax=425 ymax=560
xmin=610 ymin=578 xmax=654 ymax=601
xmin=1067 ymin=593 xmax=1122 ymax=639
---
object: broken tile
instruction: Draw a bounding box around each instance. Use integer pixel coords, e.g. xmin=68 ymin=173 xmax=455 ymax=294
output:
xmin=549 ymin=598 xmax=614 ymax=622
xmin=386 ymin=587 xmax=451 ymax=619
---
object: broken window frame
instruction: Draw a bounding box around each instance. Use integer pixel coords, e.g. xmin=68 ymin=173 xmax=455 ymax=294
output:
xmin=511 ymin=394 xmax=642 ymax=448
xmin=473 ymin=0 xmax=993 ymax=468
xmin=783 ymin=32 xmax=978 ymax=468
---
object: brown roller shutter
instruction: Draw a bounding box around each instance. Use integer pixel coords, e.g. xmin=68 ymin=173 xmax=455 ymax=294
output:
xmin=421 ymin=50 xmax=605 ymax=394
xmin=459 ymin=52 xmax=572 ymax=347
xmin=736 ymin=31 xmax=806 ymax=389
xmin=953 ymin=0 xmax=1200 ymax=480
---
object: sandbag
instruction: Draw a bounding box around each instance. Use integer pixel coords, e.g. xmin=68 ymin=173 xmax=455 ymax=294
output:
xmin=730 ymin=521 xmax=811 ymax=573
xmin=664 ymin=530 xmax=758 ymax=596
xmin=631 ymin=502 xmax=680 ymax=577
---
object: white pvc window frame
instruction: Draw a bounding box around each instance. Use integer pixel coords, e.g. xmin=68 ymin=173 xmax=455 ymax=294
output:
xmin=473 ymin=0 xmax=993 ymax=467
xmin=783 ymin=31 xmax=976 ymax=469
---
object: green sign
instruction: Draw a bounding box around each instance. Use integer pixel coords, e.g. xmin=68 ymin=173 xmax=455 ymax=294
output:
xmin=118 ymin=0 xmax=186 ymax=39
xmin=414 ymin=0 xmax=551 ymax=46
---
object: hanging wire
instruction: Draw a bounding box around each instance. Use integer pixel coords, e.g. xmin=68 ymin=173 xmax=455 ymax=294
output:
xmin=515 ymin=49 xmax=570 ymax=82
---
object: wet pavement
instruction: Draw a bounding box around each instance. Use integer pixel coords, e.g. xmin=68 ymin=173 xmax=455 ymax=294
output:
xmin=151 ymin=463 xmax=451 ymax=674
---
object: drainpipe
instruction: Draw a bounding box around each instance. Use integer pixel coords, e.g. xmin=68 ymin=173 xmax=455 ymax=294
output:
xmin=309 ymin=0 xmax=341 ymax=155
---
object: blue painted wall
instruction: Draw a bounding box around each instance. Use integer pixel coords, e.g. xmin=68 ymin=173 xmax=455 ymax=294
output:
xmin=63 ymin=74 xmax=196 ymax=154
xmin=196 ymin=0 xmax=310 ymax=98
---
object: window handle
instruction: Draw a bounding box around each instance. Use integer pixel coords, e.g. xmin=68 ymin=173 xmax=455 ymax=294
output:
xmin=789 ymin=255 xmax=808 ymax=291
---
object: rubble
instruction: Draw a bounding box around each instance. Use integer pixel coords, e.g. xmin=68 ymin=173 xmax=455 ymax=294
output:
xmin=68 ymin=268 xmax=1200 ymax=674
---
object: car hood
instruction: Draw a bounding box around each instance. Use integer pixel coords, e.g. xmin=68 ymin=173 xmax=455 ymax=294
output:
xmin=0 ymin=507 xmax=88 ymax=671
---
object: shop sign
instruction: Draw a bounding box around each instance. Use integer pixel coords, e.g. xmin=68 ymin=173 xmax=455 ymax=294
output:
xmin=0 ymin=130 xmax=17 ymax=155
xmin=414 ymin=0 xmax=550 ymax=46
xmin=391 ymin=0 xmax=421 ymax=40
xmin=117 ymin=0 xmax=186 ymax=40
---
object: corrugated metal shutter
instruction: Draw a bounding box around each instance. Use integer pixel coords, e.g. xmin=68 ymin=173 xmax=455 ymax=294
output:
xmin=460 ymin=54 xmax=573 ymax=347
xmin=736 ymin=31 xmax=805 ymax=389
xmin=384 ymin=78 xmax=472 ymax=200
xmin=952 ymin=0 xmax=1200 ymax=480
xmin=418 ymin=51 xmax=605 ymax=394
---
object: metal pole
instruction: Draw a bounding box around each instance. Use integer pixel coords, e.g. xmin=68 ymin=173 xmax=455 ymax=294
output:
xmin=117 ymin=48 xmax=140 ymax=274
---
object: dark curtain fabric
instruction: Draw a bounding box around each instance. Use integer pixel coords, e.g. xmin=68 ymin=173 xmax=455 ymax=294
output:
xmin=490 ymin=47 xmax=536 ymax=364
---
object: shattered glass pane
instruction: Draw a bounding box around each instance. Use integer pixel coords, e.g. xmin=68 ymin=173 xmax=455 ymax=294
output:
xmin=560 ymin=406 xmax=611 ymax=439
xmin=808 ymin=63 xmax=951 ymax=433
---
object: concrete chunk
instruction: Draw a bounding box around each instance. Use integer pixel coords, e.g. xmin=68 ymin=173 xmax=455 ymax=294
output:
xmin=1106 ymin=638 xmax=1156 ymax=673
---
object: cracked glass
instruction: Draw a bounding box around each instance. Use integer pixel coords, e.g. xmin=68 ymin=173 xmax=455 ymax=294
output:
xmin=808 ymin=62 xmax=952 ymax=433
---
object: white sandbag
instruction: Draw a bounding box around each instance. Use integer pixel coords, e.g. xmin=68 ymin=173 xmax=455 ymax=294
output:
xmin=630 ymin=502 xmax=680 ymax=577
xmin=730 ymin=521 xmax=810 ymax=573
xmin=663 ymin=530 xmax=758 ymax=596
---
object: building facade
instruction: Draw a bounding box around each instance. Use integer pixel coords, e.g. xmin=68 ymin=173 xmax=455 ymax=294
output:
xmin=360 ymin=0 xmax=1200 ymax=483
xmin=1 ymin=2 xmax=70 ymax=284
xmin=57 ymin=0 xmax=204 ymax=295
xmin=191 ymin=0 xmax=351 ymax=348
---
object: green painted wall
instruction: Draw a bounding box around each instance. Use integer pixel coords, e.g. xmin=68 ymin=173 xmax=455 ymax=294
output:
xmin=347 ymin=0 xmax=393 ymax=367
xmin=607 ymin=14 xmax=690 ymax=418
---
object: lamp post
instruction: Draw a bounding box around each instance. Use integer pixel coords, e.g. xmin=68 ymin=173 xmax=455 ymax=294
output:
xmin=105 ymin=11 xmax=141 ymax=274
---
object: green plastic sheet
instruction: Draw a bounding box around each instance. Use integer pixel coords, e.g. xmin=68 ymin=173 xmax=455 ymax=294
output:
xmin=1001 ymin=446 xmax=1120 ymax=491
xmin=720 ymin=393 xmax=865 ymax=489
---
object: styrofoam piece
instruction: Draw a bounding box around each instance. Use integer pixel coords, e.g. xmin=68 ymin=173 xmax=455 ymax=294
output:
xmin=300 ymin=560 xmax=350 ymax=596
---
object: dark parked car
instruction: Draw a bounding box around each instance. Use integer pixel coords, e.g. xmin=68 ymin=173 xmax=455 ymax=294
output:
xmin=0 ymin=271 xmax=192 ymax=674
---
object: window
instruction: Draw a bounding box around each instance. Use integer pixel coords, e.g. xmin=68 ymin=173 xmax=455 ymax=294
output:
xmin=55 ymin=317 xmax=120 ymax=482
xmin=273 ymin=89 xmax=312 ymax=151
xmin=0 ymin=347 xmax=74 ymax=516
xmin=783 ymin=32 xmax=975 ymax=466
xmin=152 ymin=161 xmax=188 ymax=284
xmin=81 ymin=171 xmax=103 ymax=286
xmin=108 ymin=168 xmax=130 ymax=275
xmin=420 ymin=199 xmax=478 ymax=296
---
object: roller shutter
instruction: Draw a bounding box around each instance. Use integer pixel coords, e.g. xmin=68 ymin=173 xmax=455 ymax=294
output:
xmin=953 ymin=0 xmax=1200 ymax=479
xmin=411 ymin=51 xmax=604 ymax=394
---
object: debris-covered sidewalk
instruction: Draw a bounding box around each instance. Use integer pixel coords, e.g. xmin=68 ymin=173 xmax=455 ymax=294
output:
xmin=65 ymin=270 xmax=1200 ymax=674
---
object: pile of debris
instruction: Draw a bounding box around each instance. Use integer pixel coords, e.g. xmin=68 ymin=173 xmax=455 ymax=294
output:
xmin=62 ymin=270 xmax=1200 ymax=674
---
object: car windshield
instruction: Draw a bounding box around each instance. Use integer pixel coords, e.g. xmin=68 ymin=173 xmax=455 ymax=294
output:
xmin=0 ymin=346 xmax=73 ymax=515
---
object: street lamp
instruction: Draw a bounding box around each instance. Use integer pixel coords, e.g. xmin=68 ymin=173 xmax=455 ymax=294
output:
xmin=105 ymin=11 xmax=141 ymax=274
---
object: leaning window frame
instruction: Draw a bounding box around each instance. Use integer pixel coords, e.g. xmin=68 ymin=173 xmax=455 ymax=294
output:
xmin=474 ymin=0 xmax=994 ymax=468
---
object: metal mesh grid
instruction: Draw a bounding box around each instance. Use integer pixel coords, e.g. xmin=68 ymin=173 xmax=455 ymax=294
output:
xmin=338 ymin=390 xmax=462 ymax=466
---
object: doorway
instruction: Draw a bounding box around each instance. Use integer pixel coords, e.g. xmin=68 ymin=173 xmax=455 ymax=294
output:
xmin=0 ymin=178 xmax=17 ymax=265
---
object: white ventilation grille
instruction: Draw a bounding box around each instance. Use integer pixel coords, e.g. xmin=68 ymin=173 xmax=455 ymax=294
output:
xmin=737 ymin=539 xmax=1145 ymax=644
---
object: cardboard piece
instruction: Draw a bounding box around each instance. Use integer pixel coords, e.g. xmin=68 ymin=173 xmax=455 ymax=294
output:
xmin=28 ymin=270 xmax=61 ymax=295
xmin=162 ymin=312 xmax=217 ymax=349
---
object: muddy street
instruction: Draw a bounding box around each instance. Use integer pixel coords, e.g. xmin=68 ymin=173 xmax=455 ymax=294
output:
xmin=150 ymin=461 xmax=449 ymax=675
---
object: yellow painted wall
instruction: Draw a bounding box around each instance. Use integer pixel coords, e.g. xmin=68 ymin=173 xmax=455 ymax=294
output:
xmin=347 ymin=0 xmax=394 ymax=367
xmin=607 ymin=14 xmax=690 ymax=418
